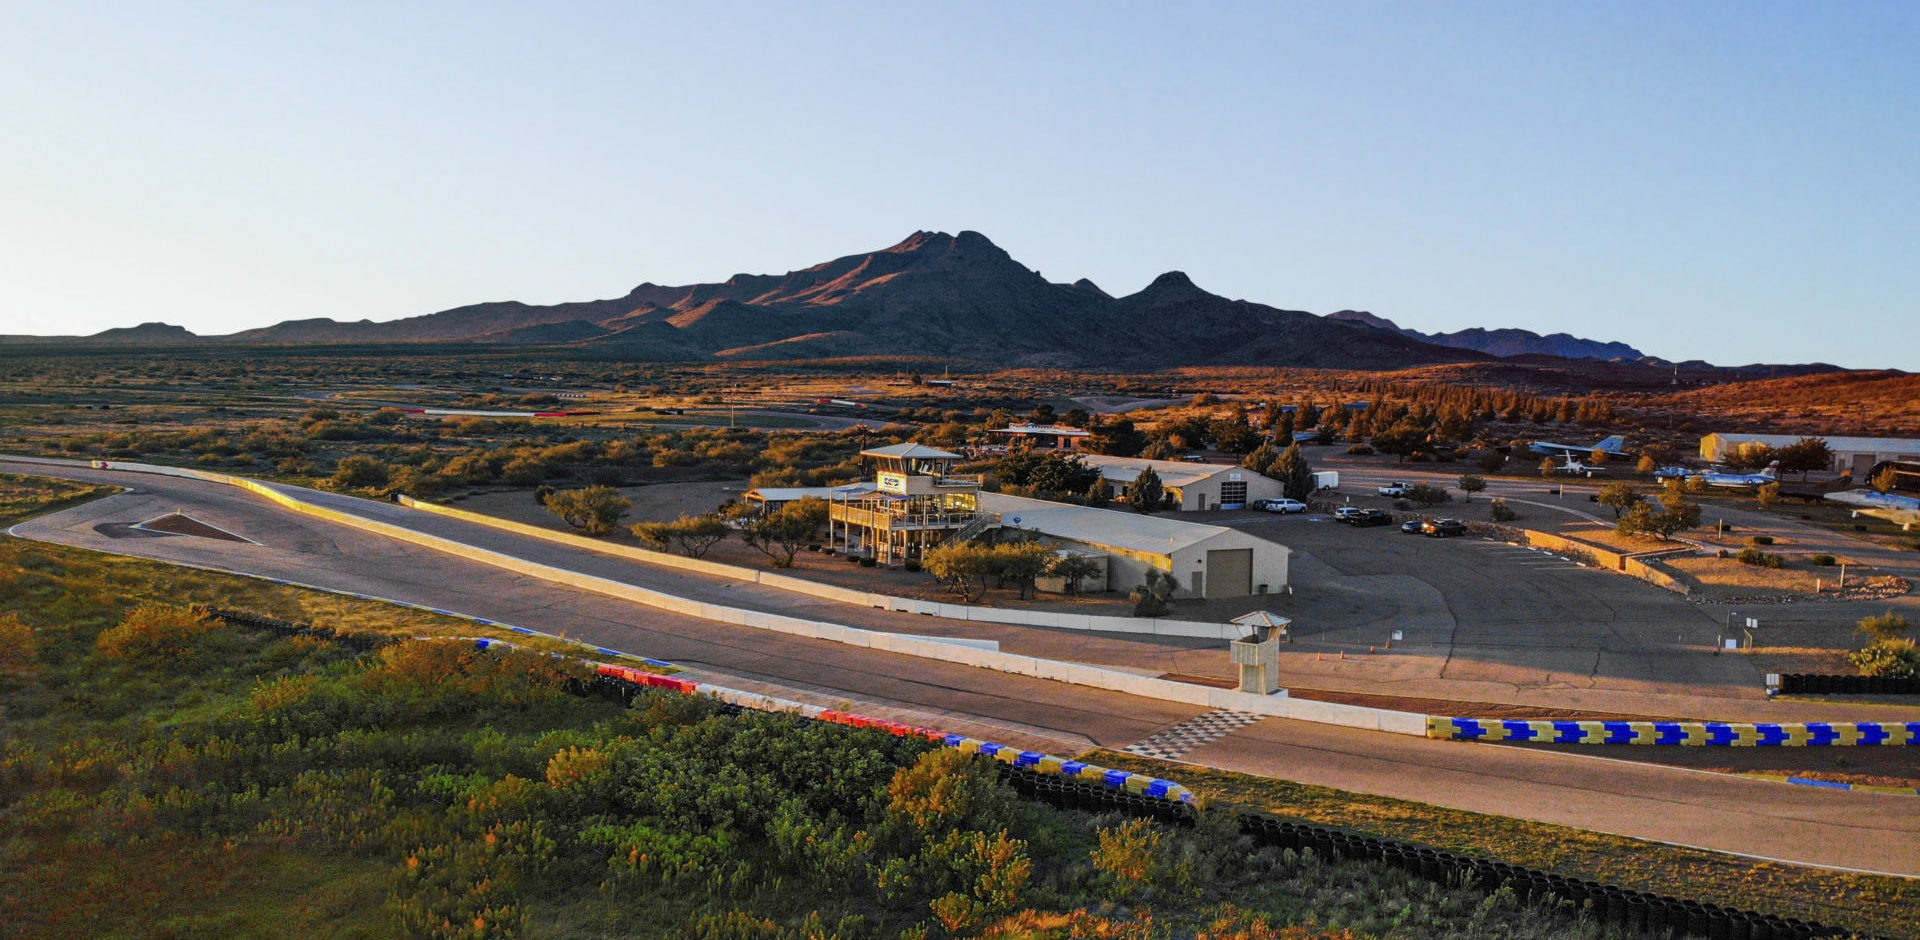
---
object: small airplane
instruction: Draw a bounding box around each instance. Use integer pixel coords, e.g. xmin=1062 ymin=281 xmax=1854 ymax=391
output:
xmin=1555 ymin=458 xmax=1607 ymax=477
xmin=1692 ymin=461 xmax=1779 ymax=489
xmin=1529 ymin=435 xmax=1630 ymax=460
xmin=1825 ymin=489 xmax=1920 ymax=530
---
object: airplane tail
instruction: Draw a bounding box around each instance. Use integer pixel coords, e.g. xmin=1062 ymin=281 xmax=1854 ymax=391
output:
xmin=1760 ymin=461 xmax=1779 ymax=479
xmin=1594 ymin=435 xmax=1627 ymax=454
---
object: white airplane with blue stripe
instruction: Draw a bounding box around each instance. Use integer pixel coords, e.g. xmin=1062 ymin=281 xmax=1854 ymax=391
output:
xmin=1528 ymin=435 xmax=1629 ymax=460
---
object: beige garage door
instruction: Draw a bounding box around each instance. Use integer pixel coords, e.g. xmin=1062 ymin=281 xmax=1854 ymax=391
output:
xmin=1205 ymin=548 xmax=1252 ymax=598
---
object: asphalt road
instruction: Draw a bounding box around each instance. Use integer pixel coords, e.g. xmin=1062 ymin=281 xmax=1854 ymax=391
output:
xmin=6 ymin=457 xmax=1919 ymax=876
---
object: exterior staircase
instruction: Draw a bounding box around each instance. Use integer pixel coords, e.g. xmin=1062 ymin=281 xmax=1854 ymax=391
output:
xmin=946 ymin=511 xmax=1002 ymax=545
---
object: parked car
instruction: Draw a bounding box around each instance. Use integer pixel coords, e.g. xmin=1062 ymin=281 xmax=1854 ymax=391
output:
xmin=1377 ymin=482 xmax=1410 ymax=497
xmin=1333 ymin=506 xmax=1366 ymax=522
xmin=1400 ymin=518 xmax=1426 ymax=534
xmin=1254 ymin=498 xmax=1307 ymax=513
xmin=1347 ymin=509 xmax=1393 ymax=527
xmin=1423 ymin=518 xmax=1468 ymax=537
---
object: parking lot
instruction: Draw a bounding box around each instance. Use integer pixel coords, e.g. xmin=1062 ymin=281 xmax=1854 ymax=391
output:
xmin=1156 ymin=502 xmax=1757 ymax=709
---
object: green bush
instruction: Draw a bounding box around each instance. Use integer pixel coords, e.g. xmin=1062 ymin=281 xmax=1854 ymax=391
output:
xmin=1810 ymin=554 xmax=1836 ymax=566
xmin=1748 ymin=535 xmax=1774 ymax=546
xmin=1736 ymin=548 xmax=1783 ymax=569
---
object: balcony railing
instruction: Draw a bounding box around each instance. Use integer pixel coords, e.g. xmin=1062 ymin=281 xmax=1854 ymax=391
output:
xmin=935 ymin=474 xmax=983 ymax=488
xmin=830 ymin=504 xmax=978 ymax=531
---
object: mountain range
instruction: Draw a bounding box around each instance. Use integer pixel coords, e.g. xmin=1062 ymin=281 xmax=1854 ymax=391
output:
xmin=0 ymin=230 xmax=1704 ymax=370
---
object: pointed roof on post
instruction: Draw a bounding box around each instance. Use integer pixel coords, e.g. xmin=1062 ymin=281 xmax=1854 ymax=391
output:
xmin=1230 ymin=610 xmax=1291 ymax=642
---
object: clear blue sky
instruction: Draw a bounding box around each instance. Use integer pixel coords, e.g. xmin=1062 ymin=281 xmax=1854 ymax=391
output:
xmin=3 ymin=2 xmax=1915 ymax=368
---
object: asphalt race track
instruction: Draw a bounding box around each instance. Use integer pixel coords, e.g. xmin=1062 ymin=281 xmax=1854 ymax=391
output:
xmin=6 ymin=457 xmax=1919 ymax=876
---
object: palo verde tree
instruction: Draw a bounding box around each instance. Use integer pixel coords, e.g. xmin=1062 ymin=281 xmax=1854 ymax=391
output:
xmin=1596 ymin=481 xmax=1642 ymax=519
xmin=1457 ymin=474 xmax=1487 ymax=502
xmin=739 ymin=496 xmax=827 ymax=567
xmin=631 ymin=512 xmax=731 ymax=558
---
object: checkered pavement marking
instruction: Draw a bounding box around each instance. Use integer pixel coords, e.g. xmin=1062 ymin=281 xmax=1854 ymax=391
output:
xmin=1123 ymin=710 xmax=1265 ymax=760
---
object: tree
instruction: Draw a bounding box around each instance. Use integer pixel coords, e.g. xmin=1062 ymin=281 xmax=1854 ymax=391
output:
xmin=1082 ymin=477 xmax=1111 ymax=507
xmin=1477 ymin=450 xmax=1507 ymax=474
xmin=631 ymin=513 xmax=730 ymax=558
xmin=1404 ymin=483 xmax=1450 ymax=509
xmin=1083 ymin=418 xmax=1144 ymax=457
xmin=1060 ymin=407 xmax=1091 ymax=429
xmin=1619 ymin=484 xmax=1700 ymax=540
xmin=1124 ymin=467 xmax=1164 ymax=514
xmin=542 ymin=486 xmax=631 ymax=536
xmin=1757 ymin=482 xmax=1782 ymax=508
xmin=1538 ymin=457 xmax=1559 ymax=478
xmin=1045 ymin=553 xmax=1102 ymax=594
xmin=1268 ymin=443 xmax=1315 ymax=501
xmin=1371 ymin=422 xmax=1427 ymax=462
xmin=1028 ymin=403 xmax=1057 ymax=425
xmin=1636 ymin=453 xmax=1658 ymax=475
xmin=740 ymin=496 xmax=827 ymax=567
xmin=924 ymin=543 xmax=994 ymax=602
xmin=1458 ymin=474 xmax=1487 ymax=502
xmin=1588 ymin=447 xmax=1610 ymax=465
xmin=1596 ymin=482 xmax=1642 ymax=519
xmin=990 ymin=542 xmax=1054 ymax=600
xmin=1242 ymin=442 xmax=1279 ymax=474
xmin=1207 ymin=413 xmax=1260 ymax=454
xmin=1776 ymin=438 xmax=1832 ymax=479
xmin=1872 ymin=466 xmax=1900 ymax=494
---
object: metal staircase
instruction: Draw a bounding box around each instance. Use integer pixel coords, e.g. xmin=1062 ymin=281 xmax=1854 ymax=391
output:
xmin=945 ymin=511 xmax=1002 ymax=545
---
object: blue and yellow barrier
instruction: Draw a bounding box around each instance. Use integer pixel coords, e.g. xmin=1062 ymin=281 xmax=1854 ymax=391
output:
xmin=1427 ymin=716 xmax=1920 ymax=746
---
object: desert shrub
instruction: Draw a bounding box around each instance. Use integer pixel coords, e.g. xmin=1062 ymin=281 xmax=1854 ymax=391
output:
xmin=94 ymin=603 xmax=219 ymax=660
xmin=1344 ymin=444 xmax=1374 ymax=456
xmin=1749 ymin=535 xmax=1774 ymax=546
xmin=1810 ymin=554 xmax=1837 ymax=566
xmin=541 ymin=486 xmax=631 ymax=536
xmin=1857 ymin=612 xmax=1910 ymax=644
xmin=1488 ymin=498 xmax=1517 ymax=522
xmin=0 ymin=613 xmax=37 ymax=679
xmin=1737 ymin=548 xmax=1783 ymax=569
xmin=329 ymin=455 xmax=392 ymax=490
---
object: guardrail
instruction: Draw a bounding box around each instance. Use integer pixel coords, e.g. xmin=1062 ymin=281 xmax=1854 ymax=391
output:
xmin=1429 ymin=715 xmax=1920 ymax=746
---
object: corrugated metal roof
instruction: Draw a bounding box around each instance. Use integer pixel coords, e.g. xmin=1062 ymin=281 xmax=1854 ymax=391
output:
xmin=1707 ymin=433 xmax=1920 ymax=453
xmin=991 ymin=424 xmax=1092 ymax=437
xmin=1077 ymin=454 xmax=1230 ymax=488
xmin=747 ymin=482 xmax=876 ymax=502
xmin=979 ymin=492 xmax=1248 ymax=556
xmin=859 ymin=442 xmax=962 ymax=459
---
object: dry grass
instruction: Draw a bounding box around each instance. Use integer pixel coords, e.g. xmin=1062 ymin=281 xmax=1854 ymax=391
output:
xmin=1090 ymin=750 xmax=1920 ymax=938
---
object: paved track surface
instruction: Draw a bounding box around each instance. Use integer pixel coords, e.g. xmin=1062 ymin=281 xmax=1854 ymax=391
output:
xmin=6 ymin=457 xmax=1919 ymax=875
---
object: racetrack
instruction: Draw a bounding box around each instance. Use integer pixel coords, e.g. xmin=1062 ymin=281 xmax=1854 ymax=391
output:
xmin=6 ymin=456 xmax=1919 ymax=875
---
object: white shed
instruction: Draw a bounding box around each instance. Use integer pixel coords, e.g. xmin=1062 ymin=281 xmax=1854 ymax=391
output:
xmin=978 ymin=492 xmax=1290 ymax=599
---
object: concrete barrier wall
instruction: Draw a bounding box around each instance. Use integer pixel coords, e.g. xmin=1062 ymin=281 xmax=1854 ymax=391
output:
xmin=398 ymin=495 xmax=1238 ymax=639
xmin=1509 ymin=527 xmax=1690 ymax=596
xmin=8 ymin=458 xmax=1432 ymax=738
xmin=1428 ymin=715 xmax=1920 ymax=747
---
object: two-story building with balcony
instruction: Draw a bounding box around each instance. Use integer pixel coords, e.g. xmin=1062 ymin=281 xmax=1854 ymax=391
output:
xmin=827 ymin=443 xmax=987 ymax=564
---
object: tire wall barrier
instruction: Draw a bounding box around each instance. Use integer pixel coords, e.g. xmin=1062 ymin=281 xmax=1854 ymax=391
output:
xmin=1775 ymin=673 xmax=1920 ymax=696
xmin=24 ymin=459 xmax=1427 ymax=736
xmin=1429 ymin=715 xmax=1920 ymax=746
xmin=397 ymin=495 xmax=1242 ymax=640
xmin=1224 ymin=810 xmax=1877 ymax=940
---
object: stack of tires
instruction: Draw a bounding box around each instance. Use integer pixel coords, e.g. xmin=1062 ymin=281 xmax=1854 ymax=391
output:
xmin=1777 ymin=673 xmax=1920 ymax=695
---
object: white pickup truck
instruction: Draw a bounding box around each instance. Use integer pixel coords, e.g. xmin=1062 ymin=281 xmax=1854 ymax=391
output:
xmin=1377 ymin=482 xmax=1410 ymax=497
